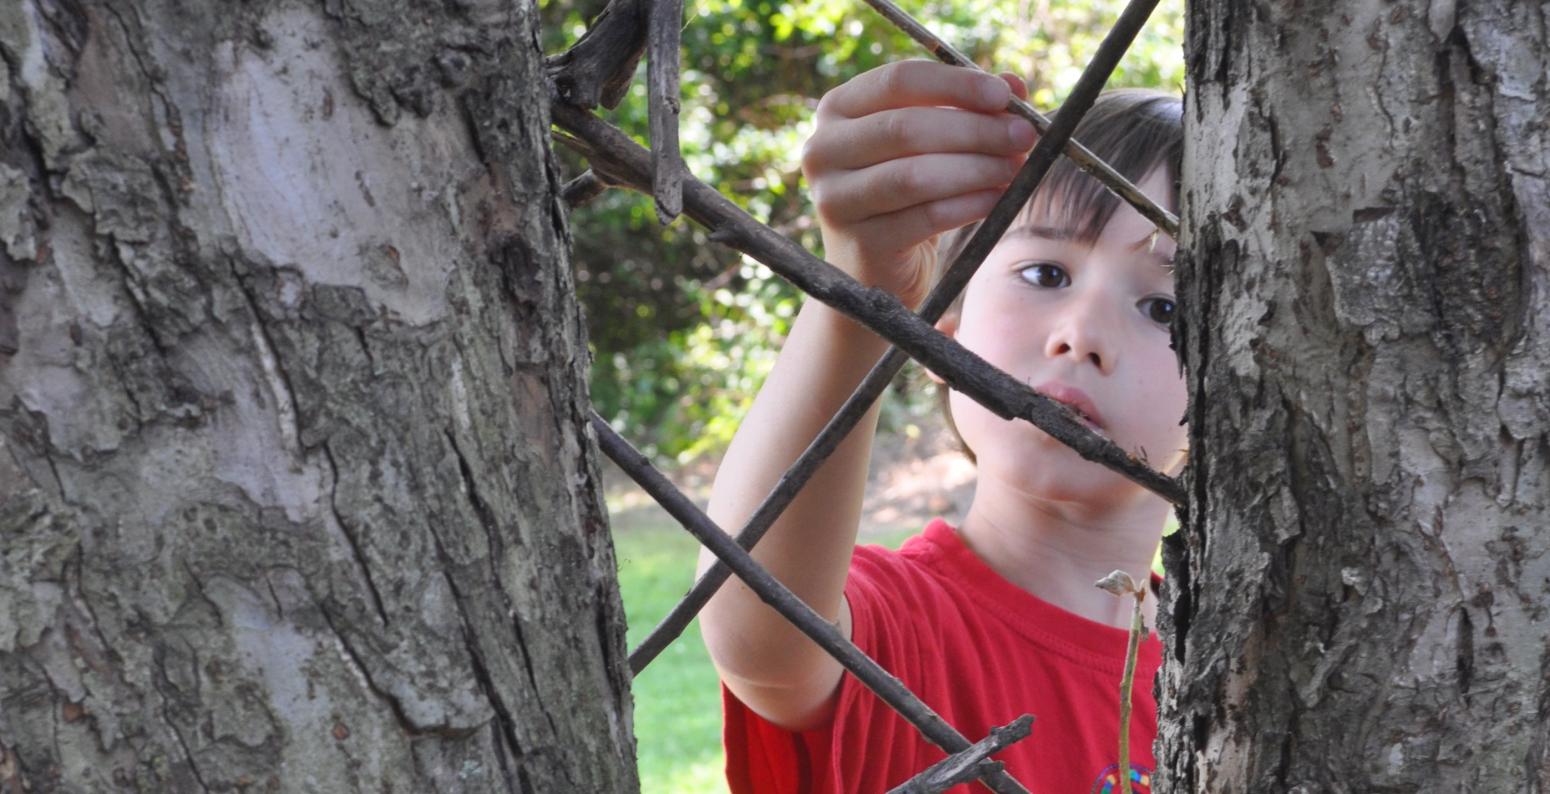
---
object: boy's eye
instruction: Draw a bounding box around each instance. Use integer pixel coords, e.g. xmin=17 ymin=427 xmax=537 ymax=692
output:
xmin=1018 ymin=263 xmax=1070 ymax=288
xmin=1139 ymin=296 xmax=1176 ymax=326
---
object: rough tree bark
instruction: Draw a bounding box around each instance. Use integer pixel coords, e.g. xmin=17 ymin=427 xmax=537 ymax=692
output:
xmin=0 ymin=0 xmax=637 ymax=790
xmin=1162 ymin=1 xmax=1548 ymax=791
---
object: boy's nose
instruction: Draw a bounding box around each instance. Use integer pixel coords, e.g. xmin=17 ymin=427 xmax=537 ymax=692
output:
xmin=1043 ymin=298 xmax=1116 ymax=374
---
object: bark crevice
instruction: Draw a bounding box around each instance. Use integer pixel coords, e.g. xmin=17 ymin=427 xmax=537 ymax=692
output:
xmin=322 ymin=441 xmax=390 ymax=628
xmin=231 ymin=262 xmax=304 ymax=456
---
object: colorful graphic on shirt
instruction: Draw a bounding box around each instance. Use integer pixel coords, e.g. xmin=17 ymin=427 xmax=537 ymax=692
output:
xmin=1089 ymin=763 xmax=1152 ymax=794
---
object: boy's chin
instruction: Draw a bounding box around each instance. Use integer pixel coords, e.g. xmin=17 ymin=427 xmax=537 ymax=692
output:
xmin=984 ymin=442 xmax=1144 ymax=505
xmin=958 ymin=412 xmax=1166 ymax=501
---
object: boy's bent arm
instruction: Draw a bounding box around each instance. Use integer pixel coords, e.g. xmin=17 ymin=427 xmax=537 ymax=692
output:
xmin=699 ymin=297 xmax=890 ymax=731
xmin=699 ymin=61 xmax=1031 ymax=732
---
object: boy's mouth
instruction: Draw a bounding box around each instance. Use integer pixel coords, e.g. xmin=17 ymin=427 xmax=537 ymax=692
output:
xmin=1032 ymin=382 xmax=1106 ymax=431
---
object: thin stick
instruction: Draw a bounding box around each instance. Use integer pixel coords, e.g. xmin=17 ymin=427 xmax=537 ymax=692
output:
xmin=618 ymin=0 xmax=1172 ymax=673
xmin=647 ymin=0 xmax=684 ymax=222
xmin=591 ymin=414 xmax=1032 ymax=794
xmin=1118 ymin=590 xmax=1144 ymax=794
xmin=1097 ymin=571 xmax=1149 ymax=794
xmin=887 ymin=715 xmax=1036 ymax=794
xmin=858 ymin=0 xmax=1178 ymax=239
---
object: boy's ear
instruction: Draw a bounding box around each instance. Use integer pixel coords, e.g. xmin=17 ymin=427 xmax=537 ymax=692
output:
xmin=925 ymin=314 xmax=960 ymax=385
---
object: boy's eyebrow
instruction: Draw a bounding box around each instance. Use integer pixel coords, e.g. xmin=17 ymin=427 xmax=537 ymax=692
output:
xmin=1002 ymin=223 xmax=1076 ymax=243
xmin=1004 ymin=224 xmax=1176 ymax=270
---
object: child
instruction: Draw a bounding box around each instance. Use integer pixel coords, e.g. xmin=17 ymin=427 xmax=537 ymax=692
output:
xmin=699 ymin=60 xmax=1186 ymax=792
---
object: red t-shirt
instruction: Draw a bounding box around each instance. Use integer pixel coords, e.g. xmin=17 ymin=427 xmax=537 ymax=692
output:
xmin=723 ymin=519 xmax=1161 ymax=793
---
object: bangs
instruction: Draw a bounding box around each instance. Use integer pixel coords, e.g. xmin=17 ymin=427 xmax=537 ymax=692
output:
xmin=933 ymin=89 xmax=1184 ymax=279
xmin=1019 ymin=90 xmax=1184 ymax=245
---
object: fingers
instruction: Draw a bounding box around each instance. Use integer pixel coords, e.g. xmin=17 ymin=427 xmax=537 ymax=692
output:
xmin=998 ymin=71 xmax=1029 ymax=103
xmin=801 ymin=61 xmax=1032 ymax=299
xmin=816 ymin=153 xmax=1021 ymax=224
xmin=804 ymin=106 xmax=1037 ymax=173
xmin=818 ymin=60 xmax=1014 ymax=119
xmin=848 ymin=189 xmax=1007 ymax=259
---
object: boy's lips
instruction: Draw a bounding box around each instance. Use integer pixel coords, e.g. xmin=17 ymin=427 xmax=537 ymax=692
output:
xmin=1032 ymin=381 xmax=1106 ymax=430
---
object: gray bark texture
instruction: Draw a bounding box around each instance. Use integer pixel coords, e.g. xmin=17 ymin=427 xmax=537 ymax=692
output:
xmin=1161 ymin=0 xmax=1548 ymax=791
xmin=0 ymin=0 xmax=638 ymax=791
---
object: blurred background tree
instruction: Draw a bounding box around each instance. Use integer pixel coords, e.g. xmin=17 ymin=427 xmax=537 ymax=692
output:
xmin=542 ymin=0 xmax=1184 ymax=467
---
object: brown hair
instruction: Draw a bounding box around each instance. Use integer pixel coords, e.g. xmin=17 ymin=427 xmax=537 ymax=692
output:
xmin=931 ymin=89 xmax=1183 ymax=462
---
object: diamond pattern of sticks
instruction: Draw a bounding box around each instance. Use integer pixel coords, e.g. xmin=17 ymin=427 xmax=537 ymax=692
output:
xmin=547 ymin=0 xmax=1181 ymax=788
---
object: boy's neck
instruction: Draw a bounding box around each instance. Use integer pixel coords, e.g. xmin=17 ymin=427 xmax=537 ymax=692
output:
xmin=954 ymin=475 xmax=1168 ymax=632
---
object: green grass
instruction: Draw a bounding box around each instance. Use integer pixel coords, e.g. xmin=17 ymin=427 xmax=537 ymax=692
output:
xmin=613 ymin=517 xmax=919 ymax=793
xmin=614 ymin=522 xmax=731 ymax=794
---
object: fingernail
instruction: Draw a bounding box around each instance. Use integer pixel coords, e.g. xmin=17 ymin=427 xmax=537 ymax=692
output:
xmin=1007 ymin=118 xmax=1036 ymax=149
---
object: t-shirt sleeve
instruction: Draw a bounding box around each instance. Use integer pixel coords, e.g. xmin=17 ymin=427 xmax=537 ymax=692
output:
xmin=722 ymin=545 xmax=947 ymax=794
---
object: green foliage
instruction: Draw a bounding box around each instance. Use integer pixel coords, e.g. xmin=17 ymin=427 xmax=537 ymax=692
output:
xmin=543 ymin=0 xmax=1184 ymax=465
xmin=589 ymin=263 xmax=797 ymax=462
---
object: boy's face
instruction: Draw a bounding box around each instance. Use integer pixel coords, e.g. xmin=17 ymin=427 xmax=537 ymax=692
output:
xmin=937 ymin=168 xmax=1188 ymax=506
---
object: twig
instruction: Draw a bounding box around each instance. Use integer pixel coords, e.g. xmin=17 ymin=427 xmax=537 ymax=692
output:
xmin=550 ymin=104 xmax=1184 ymax=506
xmin=886 ymin=715 xmax=1036 ymax=794
xmin=647 ymin=0 xmax=685 ymax=222
xmin=858 ymin=0 xmax=1179 ymax=239
xmin=1095 ymin=571 xmax=1149 ymax=794
xmin=1118 ymin=592 xmax=1144 ymax=794
xmin=622 ymin=0 xmax=1172 ymax=675
xmin=591 ymin=414 xmax=1032 ymax=794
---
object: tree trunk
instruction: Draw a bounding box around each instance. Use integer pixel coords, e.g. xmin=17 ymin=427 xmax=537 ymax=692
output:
xmin=1162 ymin=1 xmax=1548 ymax=790
xmin=0 ymin=1 xmax=637 ymax=790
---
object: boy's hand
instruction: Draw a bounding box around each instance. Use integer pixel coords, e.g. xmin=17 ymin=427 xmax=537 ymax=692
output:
xmin=802 ymin=61 xmax=1034 ymax=309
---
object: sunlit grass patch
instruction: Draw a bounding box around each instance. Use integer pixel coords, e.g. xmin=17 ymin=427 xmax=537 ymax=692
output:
xmin=614 ymin=522 xmax=730 ymax=794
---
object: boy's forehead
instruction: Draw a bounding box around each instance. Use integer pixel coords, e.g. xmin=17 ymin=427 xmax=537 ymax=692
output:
xmin=1002 ymin=216 xmax=1177 ymax=269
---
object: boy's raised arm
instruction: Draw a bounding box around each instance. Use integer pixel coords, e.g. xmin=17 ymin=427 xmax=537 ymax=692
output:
xmin=699 ymin=61 xmax=1033 ymax=731
xmin=700 ymin=299 xmax=891 ymax=729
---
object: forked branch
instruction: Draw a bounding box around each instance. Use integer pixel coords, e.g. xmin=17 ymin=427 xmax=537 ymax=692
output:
xmin=547 ymin=0 xmax=648 ymax=110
